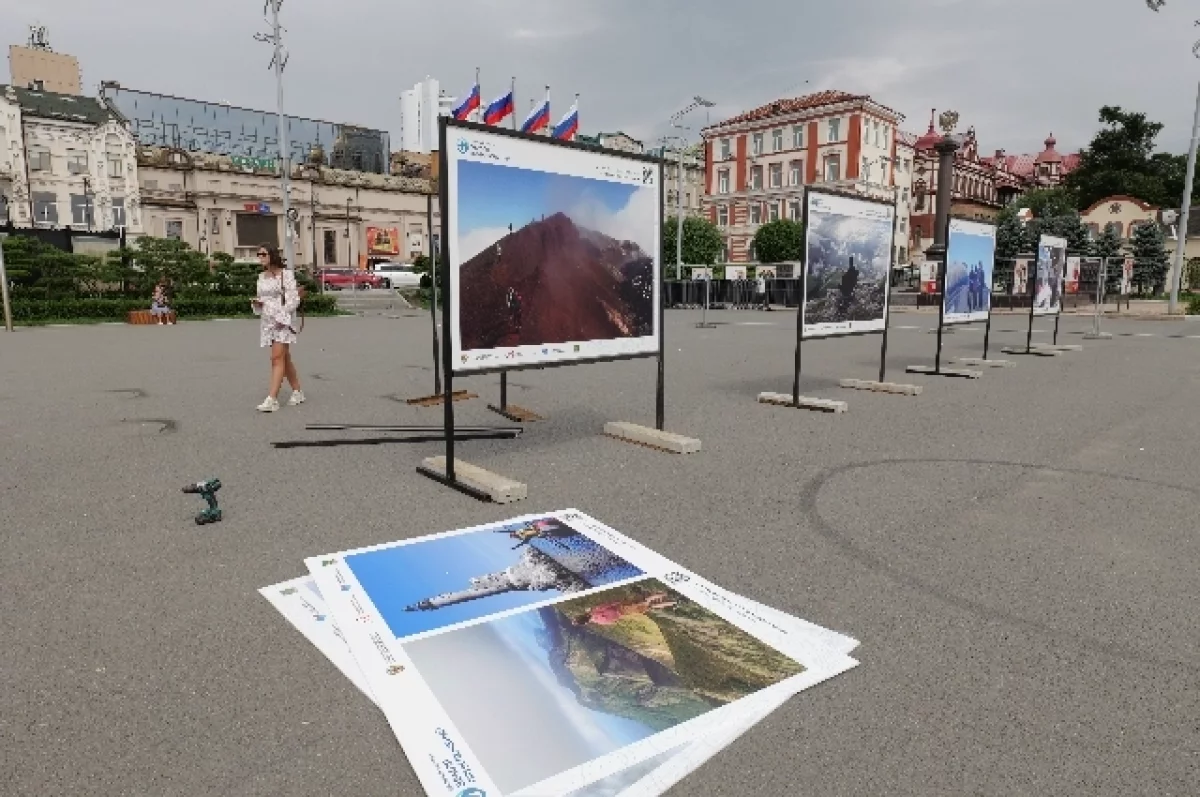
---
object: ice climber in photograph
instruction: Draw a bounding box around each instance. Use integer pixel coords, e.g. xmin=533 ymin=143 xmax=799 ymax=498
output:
xmin=506 ymin=286 xmax=522 ymax=332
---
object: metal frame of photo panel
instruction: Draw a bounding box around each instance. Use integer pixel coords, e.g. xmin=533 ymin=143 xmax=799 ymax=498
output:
xmin=1023 ymin=233 xmax=1067 ymax=353
xmin=421 ymin=117 xmax=668 ymax=500
xmin=936 ymin=215 xmax=1000 ymax=363
xmin=791 ymin=186 xmax=900 ymax=403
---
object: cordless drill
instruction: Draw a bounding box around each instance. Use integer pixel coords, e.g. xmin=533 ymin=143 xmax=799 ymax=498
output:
xmin=182 ymin=479 xmax=222 ymax=525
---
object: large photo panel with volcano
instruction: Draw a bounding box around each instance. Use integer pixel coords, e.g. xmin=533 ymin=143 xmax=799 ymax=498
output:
xmin=445 ymin=125 xmax=662 ymax=372
xmin=943 ymin=219 xmax=997 ymax=325
xmin=801 ymin=191 xmax=896 ymax=337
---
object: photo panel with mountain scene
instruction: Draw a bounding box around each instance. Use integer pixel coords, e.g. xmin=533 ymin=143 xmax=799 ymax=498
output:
xmin=801 ymin=191 xmax=895 ymax=337
xmin=341 ymin=516 xmax=644 ymax=642
xmin=445 ymin=124 xmax=661 ymax=372
xmin=402 ymin=577 xmax=806 ymax=796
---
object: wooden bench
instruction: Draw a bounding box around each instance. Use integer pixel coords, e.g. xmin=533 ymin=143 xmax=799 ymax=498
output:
xmin=127 ymin=309 xmax=177 ymax=325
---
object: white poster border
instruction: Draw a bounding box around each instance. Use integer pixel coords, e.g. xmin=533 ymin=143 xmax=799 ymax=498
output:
xmin=801 ymin=190 xmax=896 ymax=338
xmin=1033 ymin=234 xmax=1067 ymax=317
xmin=942 ymin=218 xmax=996 ymax=326
xmin=445 ymin=125 xmax=662 ymax=373
xmin=306 ymin=509 xmax=859 ymax=797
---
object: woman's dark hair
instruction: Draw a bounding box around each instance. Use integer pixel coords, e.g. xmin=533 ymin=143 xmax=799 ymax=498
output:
xmin=261 ymin=244 xmax=285 ymax=268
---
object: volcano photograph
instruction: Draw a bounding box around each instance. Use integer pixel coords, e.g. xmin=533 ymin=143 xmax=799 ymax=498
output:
xmin=452 ymin=160 xmax=658 ymax=353
xmin=802 ymin=194 xmax=893 ymax=335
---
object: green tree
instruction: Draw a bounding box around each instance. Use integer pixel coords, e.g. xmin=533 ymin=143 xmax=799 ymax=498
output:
xmin=1011 ymin=187 xmax=1079 ymax=218
xmin=1 ymin=235 xmax=80 ymax=298
xmin=751 ymin=219 xmax=805 ymax=263
xmin=661 ymin=216 xmax=724 ymax=276
xmin=1091 ymin=224 xmax=1123 ymax=259
xmin=125 ymin=236 xmax=211 ymax=294
xmin=995 ymin=201 xmax=1090 ymax=259
xmin=1064 ymin=106 xmax=1184 ymax=209
xmin=995 ymin=209 xmax=1027 ymax=260
xmin=1129 ymin=221 xmax=1170 ymax=294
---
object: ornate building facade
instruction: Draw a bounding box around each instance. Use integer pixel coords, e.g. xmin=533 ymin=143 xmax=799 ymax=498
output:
xmin=699 ymin=90 xmax=912 ymax=264
xmin=0 ymin=84 xmax=142 ymax=234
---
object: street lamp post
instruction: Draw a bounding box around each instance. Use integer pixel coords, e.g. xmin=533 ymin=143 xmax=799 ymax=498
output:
xmin=669 ymin=96 xmax=715 ymax=325
xmin=344 ymin=196 xmax=354 ymax=295
xmin=254 ymin=0 xmax=294 ymax=270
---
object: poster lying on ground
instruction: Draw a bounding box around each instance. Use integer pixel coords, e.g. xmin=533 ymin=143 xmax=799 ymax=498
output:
xmin=802 ymin=190 xmax=895 ymax=337
xmin=306 ymin=510 xmax=859 ymax=797
xmin=1033 ymin=234 xmax=1066 ymax=316
xmin=262 ymin=573 xmax=856 ymax=797
xmin=943 ymin=219 xmax=996 ymax=325
xmin=445 ymin=122 xmax=661 ymax=372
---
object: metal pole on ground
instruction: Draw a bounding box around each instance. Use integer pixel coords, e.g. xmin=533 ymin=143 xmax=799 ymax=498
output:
xmin=0 ymin=233 xmax=12 ymax=332
xmin=254 ymin=0 xmax=294 ymax=269
xmin=427 ymin=192 xmax=441 ymax=395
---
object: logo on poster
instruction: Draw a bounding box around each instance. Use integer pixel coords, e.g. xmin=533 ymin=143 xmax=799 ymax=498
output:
xmin=456 ymin=139 xmax=469 ymax=154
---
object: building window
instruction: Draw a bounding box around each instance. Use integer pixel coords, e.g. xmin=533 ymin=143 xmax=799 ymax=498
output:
xmin=789 ymin=160 xmax=803 ymax=186
xmin=718 ymin=170 xmax=730 ymax=194
xmin=324 ymin=230 xmax=338 ymax=264
xmin=872 ymin=121 xmax=881 ymax=146
xmin=750 ymin=165 xmax=763 ymax=190
xmin=768 ymin=202 xmax=779 ymax=222
xmin=684 ymin=192 xmax=691 ymax=207
xmin=717 ymin=206 xmax=729 ymax=227
xmin=70 ymin=194 xmax=94 ymax=227
xmin=899 ymin=218 xmax=907 ymax=232
xmin=32 ymin=192 xmax=58 ymax=224
xmin=824 ymin=154 xmax=841 ymax=182
xmin=719 ymin=138 xmax=731 ymax=160
xmin=862 ymin=156 xmax=870 ymax=180
xmin=769 ymin=163 xmax=782 ymax=188
xmin=67 ymin=150 xmax=89 ymax=175
xmin=107 ymin=154 xmax=123 ymax=178
xmin=792 ymin=125 xmax=804 ymax=149
xmin=751 ymin=133 xmax=763 ymax=156
xmin=772 ymin=128 xmax=783 ymax=152
xmin=827 ymin=118 xmax=840 ymax=142
xmin=789 ymin=201 xmax=801 ymax=221
xmin=236 ymin=213 xmax=278 ymax=248
xmin=902 ymin=188 xmax=909 ymax=202
xmin=165 ymin=219 xmax=184 ymax=240
xmin=112 ymin=198 xmax=126 ymax=228
xmin=29 ymin=148 xmax=51 ymax=172
xmin=750 ymin=203 xmax=761 ymax=225
xmin=1105 ymin=221 xmax=1124 ymax=238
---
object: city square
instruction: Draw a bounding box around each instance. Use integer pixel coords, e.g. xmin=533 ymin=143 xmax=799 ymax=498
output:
xmin=4 ymin=1 xmax=1200 ymax=794
xmin=1 ymin=310 xmax=1197 ymax=795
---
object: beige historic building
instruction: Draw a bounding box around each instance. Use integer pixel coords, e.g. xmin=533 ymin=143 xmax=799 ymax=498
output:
xmin=136 ymin=144 xmax=437 ymax=269
xmin=0 ymin=84 xmax=142 ymax=233
xmin=9 ymin=28 xmax=82 ymax=96
xmin=700 ymin=89 xmax=912 ymax=263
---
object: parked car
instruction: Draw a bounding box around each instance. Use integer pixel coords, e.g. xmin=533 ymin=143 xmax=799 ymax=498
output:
xmin=318 ymin=269 xmax=385 ymax=290
xmin=371 ymin=262 xmax=421 ymax=289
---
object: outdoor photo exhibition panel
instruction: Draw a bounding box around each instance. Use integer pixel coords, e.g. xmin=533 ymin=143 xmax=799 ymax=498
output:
xmin=307 ymin=510 xmax=858 ymax=797
xmin=261 ymin=571 xmax=857 ymax=797
xmin=942 ymin=219 xmax=997 ymax=326
xmin=444 ymin=121 xmax=662 ymax=373
xmin=801 ymin=189 xmax=896 ymax=338
xmin=1032 ymin=234 xmax=1067 ymax=317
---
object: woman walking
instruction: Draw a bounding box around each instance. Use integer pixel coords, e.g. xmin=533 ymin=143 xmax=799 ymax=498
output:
xmin=250 ymin=245 xmax=305 ymax=412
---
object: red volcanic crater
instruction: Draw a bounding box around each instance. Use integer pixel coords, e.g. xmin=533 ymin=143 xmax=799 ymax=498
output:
xmin=458 ymin=212 xmax=654 ymax=351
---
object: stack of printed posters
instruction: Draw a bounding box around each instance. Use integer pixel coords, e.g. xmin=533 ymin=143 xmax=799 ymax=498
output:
xmin=260 ymin=510 xmax=860 ymax=796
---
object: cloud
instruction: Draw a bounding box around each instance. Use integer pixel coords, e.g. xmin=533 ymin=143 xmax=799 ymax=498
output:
xmin=566 ymin=186 xmax=658 ymax=255
xmin=458 ymin=226 xmax=511 ymax=262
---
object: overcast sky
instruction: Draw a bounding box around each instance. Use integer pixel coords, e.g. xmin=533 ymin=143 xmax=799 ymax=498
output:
xmin=8 ymin=0 xmax=1198 ymax=157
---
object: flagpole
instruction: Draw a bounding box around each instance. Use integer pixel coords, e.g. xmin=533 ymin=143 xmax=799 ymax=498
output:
xmin=474 ymin=66 xmax=481 ymax=123
xmin=545 ymin=86 xmax=550 ymax=135
xmin=511 ymin=77 xmax=517 ymax=130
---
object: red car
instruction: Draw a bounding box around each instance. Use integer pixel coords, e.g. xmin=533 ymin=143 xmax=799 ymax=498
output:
xmin=318 ymin=269 xmax=385 ymax=290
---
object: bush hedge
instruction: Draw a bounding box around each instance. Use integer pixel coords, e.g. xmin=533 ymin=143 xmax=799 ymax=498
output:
xmin=1188 ymin=294 xmax=1200 ymax=316
xmin=11 ymin=294 xmax=338 ymax=322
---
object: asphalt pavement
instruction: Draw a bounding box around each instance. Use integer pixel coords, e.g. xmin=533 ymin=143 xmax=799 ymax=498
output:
xmin=1 ymin=307 xmax=1196 ymax=796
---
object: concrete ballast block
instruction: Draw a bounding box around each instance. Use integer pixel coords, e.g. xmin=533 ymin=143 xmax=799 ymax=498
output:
xmin=1036 ymin=343 xmax=1083 ymax=351
xmin=420 ymin=456 xmax=527 ymax=503
xmin=1001 ymin=347 xmax=1058 ymax=357
xmin=905 ymin=365 xmax=983 ymax=378
xmin=954 ymin=357 xmax=1015 ymax=368
xmin=838 ymin=378 xmax=922 ymax=396
xmin=757 ymin=392 xmax=848 ymax=413
xmin=604 ymin=422 xmax=701 ymax=454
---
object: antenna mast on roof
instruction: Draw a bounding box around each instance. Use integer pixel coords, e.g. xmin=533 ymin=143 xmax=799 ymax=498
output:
xmin=28 ymin=25 xmax=52 ymax=51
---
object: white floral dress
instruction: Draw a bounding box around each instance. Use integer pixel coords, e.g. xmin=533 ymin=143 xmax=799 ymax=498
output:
xmin=254 ymin=269 xmax=300 ymax=347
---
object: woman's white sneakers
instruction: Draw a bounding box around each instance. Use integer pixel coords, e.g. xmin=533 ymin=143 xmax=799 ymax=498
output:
xmin=257 ymin=391 xmax=305 ymax=412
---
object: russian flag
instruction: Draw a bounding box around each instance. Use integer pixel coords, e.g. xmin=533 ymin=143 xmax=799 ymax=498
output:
xmin=551 ymin=102 xmax=578 ymax=141
xmin=451 ymin=83 xmax=480 ymax=121
xmin=483 ymin=91 xmax=514 ymax=126
xmin=520 ymin=100 xmax=550 ymax=134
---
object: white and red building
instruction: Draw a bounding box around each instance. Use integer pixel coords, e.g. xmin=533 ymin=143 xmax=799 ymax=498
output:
xmin=699 ymin=90 xmax=913 ymax=264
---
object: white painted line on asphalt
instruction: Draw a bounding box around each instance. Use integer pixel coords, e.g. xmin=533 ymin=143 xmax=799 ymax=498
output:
xmin=1135 ymin=333 xmax=1155 ymax=337
xmin=736 ymin=322 xmax=776 ymax=326
xmin=895 ymin=325 xmax=920 ymax=330
xmin=1188 ymin=335 xmax=1200 ymax=339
